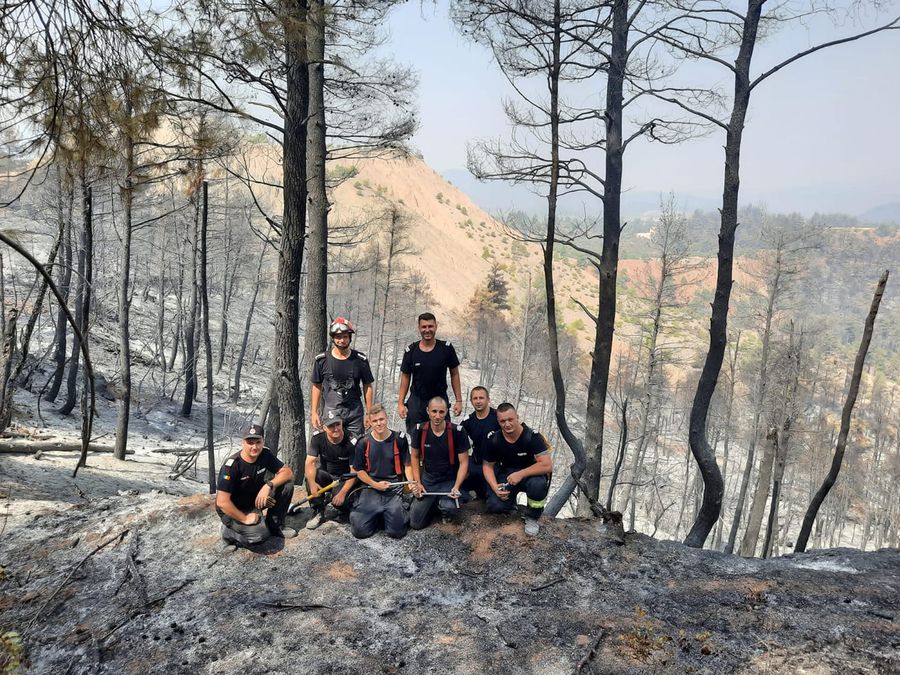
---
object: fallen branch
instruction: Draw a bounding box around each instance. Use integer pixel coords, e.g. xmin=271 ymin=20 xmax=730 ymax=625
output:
xmin=257 ymin=600 xmax=332 ymax=612
xmin=25 ymin=529 xmax=129 ymax=633
xmin=145 ymin=578 xmax=196 ymax=607
xmin=0 ymin=441 xmax=134 ymax=455
xmin=576 ymin=629 xmax=606 ymax=673
xmin=530 ymin=577 xmax=565 ymax=592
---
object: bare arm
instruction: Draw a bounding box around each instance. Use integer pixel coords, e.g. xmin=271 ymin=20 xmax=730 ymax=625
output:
xmin=409 ymin=448 xmax=424 ymax=497
xmin=507 ymin=454 xmax=553 ymax=484
xmin=397 ymin=372 xmax=410 ymax=418
xmin=356 ymin=469 xmax=390 ymax=491
xmin=449 ymin=367 xmax=462 ymax=417
xmin=453 ymin=451 xmax=469 ymax=495
xmin=310 ymin=383 xmax=323 ymax=429
xmin=304 ymin=455 xmax=319 ymax=494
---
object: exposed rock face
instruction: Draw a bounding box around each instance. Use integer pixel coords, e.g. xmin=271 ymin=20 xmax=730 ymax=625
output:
xmin=1 ymin=455 xmax=897 ymax=674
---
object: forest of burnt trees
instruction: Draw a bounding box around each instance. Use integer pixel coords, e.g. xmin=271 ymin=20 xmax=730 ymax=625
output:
xmin=0 ymin=0 xmax=897 ymax=556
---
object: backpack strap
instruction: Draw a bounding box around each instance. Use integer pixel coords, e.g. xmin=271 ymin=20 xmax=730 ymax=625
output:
xmin=419 ymin=422 xmax=456 ymax=469
xmin=364 ymin=437 xmax=371 ymax=473
xmin=448 ymin=424 xmax=455 ymax=465
xmin=393 ymin=435 xmax=401 ymax=476
xmin=419 ymin=422 xmax=429 ymax=468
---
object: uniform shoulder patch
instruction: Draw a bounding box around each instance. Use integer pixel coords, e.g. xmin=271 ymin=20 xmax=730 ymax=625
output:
xmin=314 ymin=352 xmax=327 ymax=360
xmin=356 ymin=351 xmax=368 ymax=360
xmin=398 ymin=431 xmax=407 ymax=439
xmin=312 ymin=429 xmax=323 ymax=437
xmin=446 ymin=340 xmax=453 ymax=347
xmin=224 ymin=458 xmax=235 ymax=467
xmin=456 ymin=424 xmax=464 ymax=432
xmin=404 ymin=344 xmax=412 ymax=353
xmin=350 ymin=437 xmax=358 ymax=446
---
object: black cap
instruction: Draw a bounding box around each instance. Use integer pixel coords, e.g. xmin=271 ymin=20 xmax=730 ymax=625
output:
xmin=242 ymin=423 xmax=265 ymax=439
xmin=322 ymin=409 xmax=344 ymax=426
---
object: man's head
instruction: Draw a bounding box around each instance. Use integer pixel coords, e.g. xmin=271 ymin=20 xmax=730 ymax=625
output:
xmin=469 ymin=386 xmax=490 ymax=413
xmin=368 ymin=403 xmax=388 ymax=435
xmin=417 ymin=312 xmax=437 ymax=341
xmin=241 ymin=423 xmax=265 ymax=460
xmin=322 ymin=408 xmax=345 ymax=442
xmin=329 ymin=317 xmax=355 ymax=349
xmin=496 ymin=402 xmax=523 ymax=438
xmin=426 ymin=397 xmax=448 ymax=427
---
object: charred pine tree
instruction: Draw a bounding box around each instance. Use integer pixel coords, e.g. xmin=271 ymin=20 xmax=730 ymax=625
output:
xmin=795 ymin=271 xmax=889 ymax=553
xmin=301 ymin=0 xmax=329 ymax=373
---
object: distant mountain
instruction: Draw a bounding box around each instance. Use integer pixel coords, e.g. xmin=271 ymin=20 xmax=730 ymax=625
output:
xmin=860 ymin=203 xmax=900 ymax=225
xmin=440 ymin=168 xmax=720 ymax=219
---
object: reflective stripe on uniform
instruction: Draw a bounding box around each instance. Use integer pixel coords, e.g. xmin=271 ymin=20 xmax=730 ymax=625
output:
xmin=526 ymin=496 xmax=547 ymax=509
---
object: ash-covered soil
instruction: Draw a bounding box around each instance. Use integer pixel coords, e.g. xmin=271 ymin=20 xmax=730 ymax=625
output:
xmin=1 ymin=453 xmax=898 ymax=674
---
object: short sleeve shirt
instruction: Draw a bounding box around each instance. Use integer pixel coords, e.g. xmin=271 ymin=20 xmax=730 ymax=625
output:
xmin=461 ymin=408 xmax=500 ymax=464
xmin=400 ymin=340 xmax=460 ymax=401
xmin=311 ymin=350 xmax=374 ymax=415
xmin=412 ymin=423 xmax=470 ymax=481
xmin=216 ymin=449 xmax=283 ymax=513
xmin=482 ymin=425 xmax=552 ymax=472
xmin=308 ymin=431 xmax=357 ymax=476
xmin=352 ymin=431 xmax=411 ymax=481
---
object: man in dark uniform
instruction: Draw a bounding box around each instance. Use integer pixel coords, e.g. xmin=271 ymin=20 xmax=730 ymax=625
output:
xmin=303 ymin=408 xmax=358 ymax=530
xmin=216 ymin=423 xmax=297 ymax=546
xmin=397 ymin=312 xmax=462 ymax=436
xmin=460 ymin=386 xmax=499 ymax=499
xmin=409 ymin=397 xmax=470 ymax=529
xmin=311 ymin=317 xmax=374 ymax=440
xmin=483 ymin=403 xmax=553 ymax=536
xmin=350 ymin=404 xmax=413 ymax=539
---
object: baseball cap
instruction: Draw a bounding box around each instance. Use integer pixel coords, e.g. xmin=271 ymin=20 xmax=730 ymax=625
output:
xmin=242 ymin=423 xmax=265 ymax=439
xmin=322 ymin=409 xmax=344 ymax=426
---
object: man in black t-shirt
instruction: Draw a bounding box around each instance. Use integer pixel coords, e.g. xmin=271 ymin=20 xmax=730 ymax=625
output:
xmin=398 ymin=312 xmax=462 ymax=436
xmin=483 ymin=403 xmax=553 ymax=536
xmin=409 ymin=397 xmax=470 ymax=530
xmin=460 ymin=386 xmax=500 ymax=499
xmin=216 ymin=423 xmax=296 ymax=546
xmin=303 ymin=409 xmax=358 ymax=530
xmin=311 ymin=317 xmax=374 ymax=440
xmin=350 ymin=404 xmax=412 ymax=539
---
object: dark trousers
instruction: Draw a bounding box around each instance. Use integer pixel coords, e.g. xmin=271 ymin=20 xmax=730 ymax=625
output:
xmin=350 ymin=487 xmax=408 ymax=539
xmin=461 ymin=461 xmax=488 ymax=499
xmin=486 ymin=470 xmax=550 ymax=520
xmin=409 ymin=474 xmax=459 ymax=530
xmin=218 ymin=481 xmax=294 ymax=545
xmin=343 ymin=414 xmax=364 ymax=442
xmin=307 ymin=469 xmax=355 ymax=515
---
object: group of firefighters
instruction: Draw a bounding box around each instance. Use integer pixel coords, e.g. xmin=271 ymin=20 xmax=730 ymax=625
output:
xmin=214 ymin=312 xmax=554 ymax=548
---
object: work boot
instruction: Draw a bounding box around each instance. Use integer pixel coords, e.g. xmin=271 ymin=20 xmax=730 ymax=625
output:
xmin=277 ymin=526 xmax=299 ymax=539
xmin=524 ymin=518 xmax=540 ymax=536
xmin=306 ymin=512 xmax=325 ymax=530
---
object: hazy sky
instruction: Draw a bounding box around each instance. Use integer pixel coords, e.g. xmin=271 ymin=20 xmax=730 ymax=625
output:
xmin=377 ymin=2 xmax=900 ymax=216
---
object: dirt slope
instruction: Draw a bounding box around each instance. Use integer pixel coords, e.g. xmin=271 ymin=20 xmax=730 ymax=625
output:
xmin=1 ymin=453 xmax=897 ymax=674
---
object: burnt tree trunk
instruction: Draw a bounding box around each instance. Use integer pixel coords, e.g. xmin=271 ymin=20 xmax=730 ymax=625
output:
xmin=181 ymin=187 xmax=201 ymax=417
xmin=795 ymin=270 xmax=889 ymax=552
xmin=684 ymin=0 xmax=763 ymax=549
xmin=232 ymin=240 xmax=267 ymax=403
xmin=301 ymin=0 xmax=329 ymax=377
xmin=577 ymin=0 xmax=626 ymax=515
xmin=199 ymin=182 xmax=216 ymax=492
xmin=60 ymin=183 xmax=92 ymax=417
xmin=0 ymin=309 xmax=18 ymax=430
xmin=114 ymin=129 xmax=135 ymax=461
xmin=271 ymin=0 xmax=310 ymax=470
